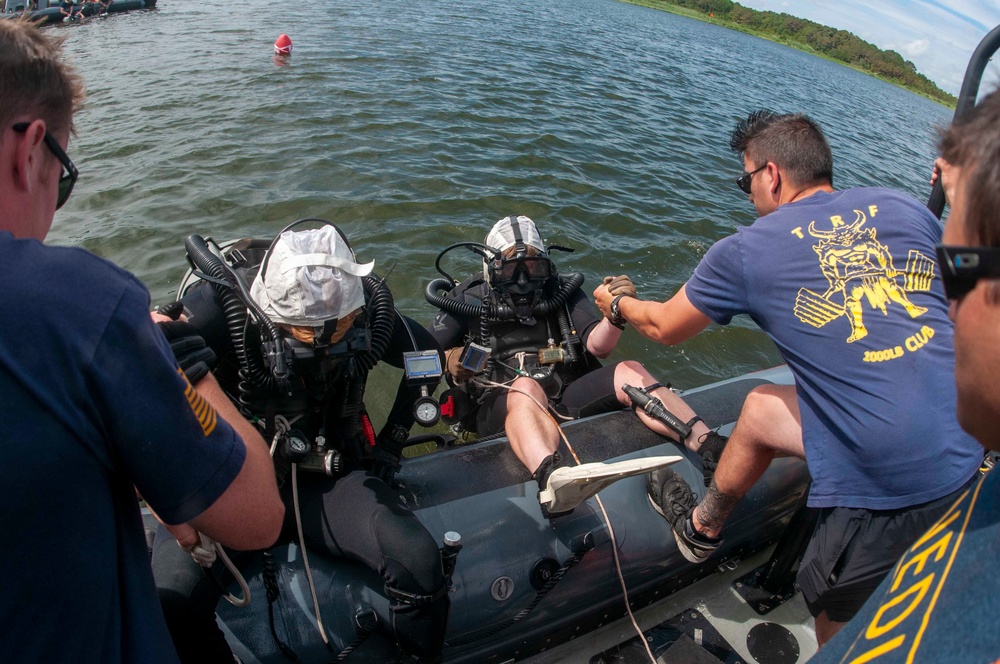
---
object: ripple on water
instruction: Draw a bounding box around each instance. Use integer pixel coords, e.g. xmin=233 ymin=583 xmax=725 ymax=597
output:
xmin=50 ymin=0 xmax=951 ymax=387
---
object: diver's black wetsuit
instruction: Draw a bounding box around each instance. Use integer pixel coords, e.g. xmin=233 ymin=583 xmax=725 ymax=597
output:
xmin=428 ymin=276 xmax=621 ymax=435
xmin=151 ymin=279 xmax=449 ymax=663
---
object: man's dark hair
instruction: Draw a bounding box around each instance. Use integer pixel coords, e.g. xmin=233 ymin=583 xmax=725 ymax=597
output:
xmin=730 ymin=110 xmax=834 ymax=188
xmin=939 ymin=88 xmax=1000 ymax=248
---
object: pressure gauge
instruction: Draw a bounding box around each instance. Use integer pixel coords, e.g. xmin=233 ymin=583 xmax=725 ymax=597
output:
xmin=414 ymin=395 xmax=441 ymax=427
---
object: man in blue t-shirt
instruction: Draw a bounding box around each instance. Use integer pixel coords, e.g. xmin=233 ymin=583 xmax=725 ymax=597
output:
xmin=594 ymin=110 xmax=983 ymax=645
xmin=810 ymin=89 xmax=1000 ymax=663
xmin=0 ymin=20 xmax=283 ymax=663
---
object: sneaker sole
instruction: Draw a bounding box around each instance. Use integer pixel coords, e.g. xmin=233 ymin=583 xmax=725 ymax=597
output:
xmin=672 ymin=527 xmax=712 ymax=564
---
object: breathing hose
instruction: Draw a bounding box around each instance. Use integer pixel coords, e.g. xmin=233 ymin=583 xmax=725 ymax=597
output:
xmin=184 ymin=234 xmax=282 ymax=391
xmin=424 ymin=272 xmax=584 ymax=321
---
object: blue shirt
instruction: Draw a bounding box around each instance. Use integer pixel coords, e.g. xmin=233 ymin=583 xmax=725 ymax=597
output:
xmin=686 ymin=188 xmax=981 ymax=509
xmin=0 ymin=233 xmax=246 ymax=662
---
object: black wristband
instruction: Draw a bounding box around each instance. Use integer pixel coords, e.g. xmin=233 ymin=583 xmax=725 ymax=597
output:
xmin=609 ymin=293 xmax=632 ymax=327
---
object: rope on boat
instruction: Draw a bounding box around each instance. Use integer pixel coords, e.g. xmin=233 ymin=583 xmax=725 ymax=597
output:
xmin=329 ymin=610 xmax=378 ymax=662
xmin=292 ymin=463 xmax=331 ymax=647
xmin=444 ymin=380 xmax=657 ymax=663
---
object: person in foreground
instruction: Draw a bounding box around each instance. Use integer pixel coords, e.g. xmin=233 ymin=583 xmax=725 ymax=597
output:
xmin=594 ymin=110 xmax=983 ymax=645
xmin=0 ymin=19 xmax=283 ymax=663
xmin=428 ymin=215 xmax=724 ymax=517
xmin=810 ymin=89 xmax=1000 ymax=663
xmin=152 ymin=226 xmax=451 ymax=663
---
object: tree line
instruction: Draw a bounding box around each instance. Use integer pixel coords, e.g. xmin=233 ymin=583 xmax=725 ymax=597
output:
xmin=646 ymin=0 xmax=955 ymax=105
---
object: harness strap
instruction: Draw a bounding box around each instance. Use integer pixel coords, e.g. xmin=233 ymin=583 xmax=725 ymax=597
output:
xmin=384 ymin=582 xmax=449 ymax=607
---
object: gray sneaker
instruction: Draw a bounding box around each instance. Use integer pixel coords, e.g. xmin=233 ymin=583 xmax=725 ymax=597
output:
xmin=672 ymin=511 xmax=723 ymax=564
xmin=647 ymin=467 xmax=722 ymax=563
xmin=646 ymin=466 xmax=696 ymax=526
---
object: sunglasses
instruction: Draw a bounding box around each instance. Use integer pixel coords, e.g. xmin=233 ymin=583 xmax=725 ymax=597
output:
xmin=935 ymin=244 xmax=1000 ymax=301
xmin=736 ymin=163 xmax=767 ymax=195
xmin=12 ymin=122 xmax=79 ymax=210
xmin=493 ymin=256 xmax=553 ymax=283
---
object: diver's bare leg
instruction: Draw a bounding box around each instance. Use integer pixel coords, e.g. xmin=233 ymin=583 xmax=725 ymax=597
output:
xmin=505 ymin=376 xmax=560 ymax=474
xmin=612 ymin=360 xmax=712 ymax=451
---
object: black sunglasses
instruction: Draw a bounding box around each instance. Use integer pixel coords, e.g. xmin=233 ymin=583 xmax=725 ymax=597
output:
xmin=736 ymin=163 xmax=767 ymax=195
xmin=12 ymin=122 xmax=79 ymax=210
xmin=935 ymin=244 xmax=1000 ymax=301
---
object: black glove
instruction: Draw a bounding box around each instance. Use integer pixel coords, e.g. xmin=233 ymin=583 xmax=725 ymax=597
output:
xmin=157 ymin=320 xmax=217 ymax=385
xmin=371 ymin=423 xmax=409 ymax=483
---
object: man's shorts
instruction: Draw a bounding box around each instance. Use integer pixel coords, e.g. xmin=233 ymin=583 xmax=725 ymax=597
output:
xmin=797 ymin=472 xmax=979 ymax=622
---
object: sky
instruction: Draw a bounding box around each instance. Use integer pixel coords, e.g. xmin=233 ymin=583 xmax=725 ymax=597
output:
xmin=736 ymin=0 xmax=1000 ymax=96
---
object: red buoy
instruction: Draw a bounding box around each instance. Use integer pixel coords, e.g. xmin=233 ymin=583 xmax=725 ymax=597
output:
xmin=274 ymin=34 xmax=292 ymax=55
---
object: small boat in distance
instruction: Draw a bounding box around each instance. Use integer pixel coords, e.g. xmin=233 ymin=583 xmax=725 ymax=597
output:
xmin=1 ymin=0 xmax=156 ymax=25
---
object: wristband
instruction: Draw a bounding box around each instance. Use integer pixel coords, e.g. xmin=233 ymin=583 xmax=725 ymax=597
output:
xmin=609 ymin=293 xmax=632 ymax=328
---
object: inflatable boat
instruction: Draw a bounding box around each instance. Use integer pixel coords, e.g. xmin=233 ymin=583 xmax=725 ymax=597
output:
xmin=211 ymin=366 xmax=812 ymax=664
xmin=1 ymin=0 xmax=156 ymax=25
xmin=154 ymin=231 xmax=815 ymax=664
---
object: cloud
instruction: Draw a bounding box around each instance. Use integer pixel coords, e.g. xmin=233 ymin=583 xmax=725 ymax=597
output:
xmin=901 ymin=39 xmax=930 ymax=57
xmin=735 ymin=0 xmax=1000 ymax=95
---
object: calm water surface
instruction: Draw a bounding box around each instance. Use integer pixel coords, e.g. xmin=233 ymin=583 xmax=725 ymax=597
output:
xmin=50 ymin=0 xmax=953 ymax=396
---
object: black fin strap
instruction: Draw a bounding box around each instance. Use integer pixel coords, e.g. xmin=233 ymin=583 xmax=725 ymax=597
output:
xmin=685 ymin=415 xmax=704 ymax=430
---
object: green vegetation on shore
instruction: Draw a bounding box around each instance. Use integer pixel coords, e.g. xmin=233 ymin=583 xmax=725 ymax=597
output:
xmin=624 ymin=0 xmax=956 ymax=107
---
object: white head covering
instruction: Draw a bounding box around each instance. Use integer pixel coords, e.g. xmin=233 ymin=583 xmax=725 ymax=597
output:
xmin=250 ymin=226 xmax=374 ymax=327
xmin=484 ymin=215 xmax=545 ymax=256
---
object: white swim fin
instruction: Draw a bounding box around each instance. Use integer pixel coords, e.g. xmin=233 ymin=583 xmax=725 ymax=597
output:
xmin=538 ymin=455 xmax=683 ymax=515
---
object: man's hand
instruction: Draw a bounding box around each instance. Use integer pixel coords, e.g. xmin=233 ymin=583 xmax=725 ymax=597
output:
xmin=603 ymin=274 xmax=637 ymax=299
xmin=445 ymin=346 xmax=475 ymax=384
xmin=932 ymin=157 xmax=962 ymax=207
xmin=156 ymin=319 xmax=218 ymax=385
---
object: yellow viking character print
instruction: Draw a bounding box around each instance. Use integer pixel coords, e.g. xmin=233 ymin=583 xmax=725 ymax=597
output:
xmin=793 ymin=210 xmax=934 ymax=343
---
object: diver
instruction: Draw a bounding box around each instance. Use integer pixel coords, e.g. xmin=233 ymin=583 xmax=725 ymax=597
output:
xmin=151 ymin=222 xmax=449 ymax=663
xmin=425 ymin=215 xmax=726 ymax=516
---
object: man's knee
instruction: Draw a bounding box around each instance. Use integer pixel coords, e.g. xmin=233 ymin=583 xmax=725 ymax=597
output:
xmin=508 ymin=376 xmax=547 ymax=407
xmin=735 ymin=384 xmax=803 ymax=456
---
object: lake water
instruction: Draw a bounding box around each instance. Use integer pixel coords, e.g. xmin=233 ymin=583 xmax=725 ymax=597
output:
xmin=50 ymin=0 xmax=953 ymax=395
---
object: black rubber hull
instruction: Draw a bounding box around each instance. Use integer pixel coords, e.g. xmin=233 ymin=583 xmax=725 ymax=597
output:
xmin=214 ymin=367 xmax=809 ymax=663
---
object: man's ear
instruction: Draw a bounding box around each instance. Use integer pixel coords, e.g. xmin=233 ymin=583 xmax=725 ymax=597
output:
xmin=12 ymin=121 xmax=47 ymax=195
xmin=767 ymin=162 xmax=781 ymax=196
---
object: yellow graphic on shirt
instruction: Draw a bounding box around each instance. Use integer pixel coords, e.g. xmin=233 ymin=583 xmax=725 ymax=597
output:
xmin=179 ymin=367 xmax=217 ymax=436
xmin=836 ymin=476 xmax=983 ymax=664
xmin=793 ymin=210 xmax=933 ymax=343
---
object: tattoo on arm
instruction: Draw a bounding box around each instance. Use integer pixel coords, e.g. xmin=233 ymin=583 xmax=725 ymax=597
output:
xmin=695 ymin=481 xmax=740 ymax=532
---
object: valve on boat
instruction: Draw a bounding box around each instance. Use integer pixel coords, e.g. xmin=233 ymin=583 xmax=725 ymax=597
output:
xmin=441 ymin=531 xmax=462 ymax=589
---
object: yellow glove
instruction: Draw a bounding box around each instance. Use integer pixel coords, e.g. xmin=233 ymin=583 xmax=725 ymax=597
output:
xmin=602 ymin=274 xmax=637 ymax=299
xmin=445 ymin=347 xmax=475 ymax=384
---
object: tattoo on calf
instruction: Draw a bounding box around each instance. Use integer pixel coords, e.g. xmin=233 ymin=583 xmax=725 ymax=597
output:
xmin=695 ymin=481 xmax=740 ymax=532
